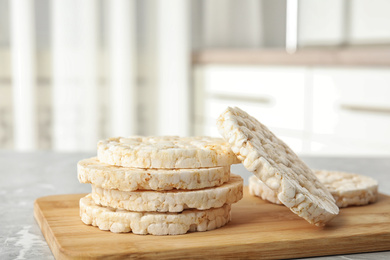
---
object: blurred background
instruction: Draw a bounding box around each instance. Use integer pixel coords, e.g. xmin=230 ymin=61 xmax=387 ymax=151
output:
xmin=1 ymin=0 xmax=390 ymax=155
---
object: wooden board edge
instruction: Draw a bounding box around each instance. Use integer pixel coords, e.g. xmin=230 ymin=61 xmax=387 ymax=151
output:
xmin=34 ymin=197 xmax=73 ymax=260
xmin=113 ymin=235 xmax=390 ymax=260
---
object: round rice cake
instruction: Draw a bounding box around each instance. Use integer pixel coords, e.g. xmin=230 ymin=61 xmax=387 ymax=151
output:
xmin=249 ymin=171 xmax=378 ymax=208
xmin=97 ymin=136 xmax=240 ymax=168
xmin=80 ymin=194 xmax=231 ymax=235
xmin=217 ymin=107 xmax=339 ymax=226
xmin=91 ymin=174 xmax=243 ymax=212
xmin=249 ymin=176 xmax=281 ymax=205
xmin=78 ymin=157 xmax=230 ymax=191
xmin=316 ymin=170 xmax=378 ymax=208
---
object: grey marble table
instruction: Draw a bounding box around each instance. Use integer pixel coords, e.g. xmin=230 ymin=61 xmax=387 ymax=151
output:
xmin=0 ymin=151 xmax=389 ymax=260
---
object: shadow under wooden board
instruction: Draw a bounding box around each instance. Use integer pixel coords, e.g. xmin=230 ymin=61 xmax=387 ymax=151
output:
xmin=34 ymin=188 xmax=390 ymax=259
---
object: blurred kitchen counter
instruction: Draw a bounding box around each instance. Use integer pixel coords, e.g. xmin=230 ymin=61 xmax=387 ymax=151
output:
xmin=193 ymin=47 xmax=390 ymax=66
xmin=1 ymin=151 xmax=389 ymax=259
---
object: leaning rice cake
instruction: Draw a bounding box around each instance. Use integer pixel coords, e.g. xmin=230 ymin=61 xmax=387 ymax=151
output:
xmin=217 ymin=107 xmax=339 ymax=226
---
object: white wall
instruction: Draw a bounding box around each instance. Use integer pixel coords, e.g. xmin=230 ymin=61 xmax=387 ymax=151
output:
xmin=298 ymin=0 xmax=390 ymax=47
xmin=195 ymin=65 xmax=390 ymax=156
xmin=298 ymin=0 xmax=345 ymax=46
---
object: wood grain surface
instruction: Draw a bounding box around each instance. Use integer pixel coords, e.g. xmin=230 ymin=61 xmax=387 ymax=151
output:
xmin=34 ymin=188 xmax=390 ymax=259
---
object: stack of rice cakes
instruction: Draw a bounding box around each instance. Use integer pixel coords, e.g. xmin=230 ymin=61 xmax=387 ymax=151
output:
xmin=78 ymin=136 xmax=243 ymax=235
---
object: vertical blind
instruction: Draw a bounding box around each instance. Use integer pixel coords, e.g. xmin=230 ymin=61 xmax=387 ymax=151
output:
xmin=6 ymin=0 xmax=194 ymax=151
xmin=3 ymin=0 xmax=274 ymax=151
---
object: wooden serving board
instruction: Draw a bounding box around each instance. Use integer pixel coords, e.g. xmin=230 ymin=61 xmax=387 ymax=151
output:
xmin=34 ymin=188 xmax=390 ymax=259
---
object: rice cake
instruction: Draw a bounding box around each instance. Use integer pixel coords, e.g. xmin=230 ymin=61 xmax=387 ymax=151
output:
xmin=249 ymin=171 xmax=378 ymax=208
xmin=91 ymin=174 xmax=243 ymax=212
xmin=78 ymin=157 xmax=230 ymax=191
xmin=217 ymin=107 xmax=339 ymax=226
xmin=316 ymin=170 xmax=378 ymax=207
xmin=80 ymin=194 xmax=231 ymax=235
xmin=97 ymin=136 xmax=240 ymax=168
xmin=249 ymin=176 xmax=281 ymax=205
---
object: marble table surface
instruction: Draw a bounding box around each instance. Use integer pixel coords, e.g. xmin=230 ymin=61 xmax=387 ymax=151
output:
xmin=0 ymin=151 xmax=389 ymax=259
